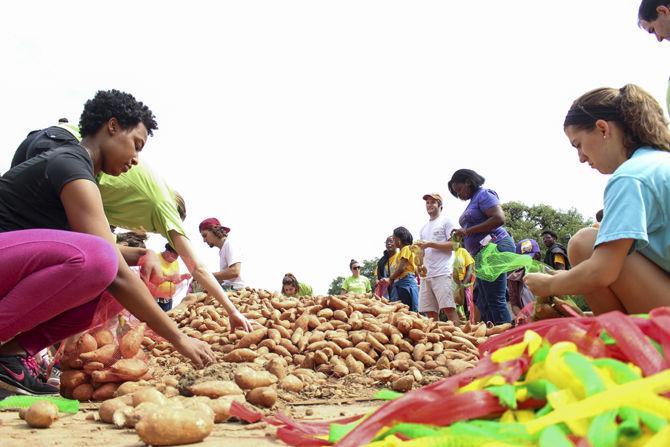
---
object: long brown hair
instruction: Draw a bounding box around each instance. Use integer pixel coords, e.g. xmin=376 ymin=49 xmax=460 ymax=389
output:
xmin=282 ymin=273 xmax=299 ymax=294
xmin=564 ymin=84 xmax=670 ymax=156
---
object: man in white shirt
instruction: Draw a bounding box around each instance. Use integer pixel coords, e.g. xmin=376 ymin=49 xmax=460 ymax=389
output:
xmin=415 ymin=193 xmax=458 ymax=322
xmin=199 ymin=217 xmax=245 ymax=290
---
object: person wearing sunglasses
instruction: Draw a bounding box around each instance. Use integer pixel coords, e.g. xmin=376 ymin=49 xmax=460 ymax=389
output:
xmin=341 ymin=259 xmax=372 ymax=295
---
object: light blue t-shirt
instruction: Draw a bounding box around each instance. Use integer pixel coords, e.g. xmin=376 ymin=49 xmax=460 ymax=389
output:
xmin=596 ymin=147 xmax=670 ymax=272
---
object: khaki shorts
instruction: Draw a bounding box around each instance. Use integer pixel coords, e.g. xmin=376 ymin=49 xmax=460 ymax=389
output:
xmin=418 ymin=274 xmax=456 ymax=313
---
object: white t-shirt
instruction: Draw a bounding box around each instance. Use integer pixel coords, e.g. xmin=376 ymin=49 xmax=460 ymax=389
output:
xmin=419 ymin=213 xmax=455 ymax=278
xmin=219 ymin=237 xmax=245 ymax=289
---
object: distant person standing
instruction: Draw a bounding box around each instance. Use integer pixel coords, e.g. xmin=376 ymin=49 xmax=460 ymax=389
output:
xmin=375 ymin=236 xmax=396 ymax=298
xmin=281 ymin=273 xmax=313 ymax=297
xmin=540 ymin=230 xmax=570 ymax=271
xmin=341 ymin=260 xmax=372 ymax=295
xmin=199 ymin=218 xmax=245 ymax=290
xmin=449 ymin=169 xmax=514 ymax=324
xmin=388 ymin=227 xmax=420 ymax=312
xmin=414 ymin=193 xmax=457 ymax=322
xmin=155 ymin=244 xmax=184 ymax=311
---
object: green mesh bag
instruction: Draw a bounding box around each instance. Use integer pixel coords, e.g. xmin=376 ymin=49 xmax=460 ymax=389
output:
xmin=474 ymin=243 xmax=550 ymax=282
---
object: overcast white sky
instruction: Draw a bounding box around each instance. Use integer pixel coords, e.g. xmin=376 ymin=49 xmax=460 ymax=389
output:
xmin=1 ymin=1 xmax=669 ymax=294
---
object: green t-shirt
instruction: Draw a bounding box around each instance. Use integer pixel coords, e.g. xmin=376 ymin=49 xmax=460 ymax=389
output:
xmin=342 ymin=275 xmax=371 ymax=294
xmin=298 ymin=283 xmax=313 ymax=296
xmin=98 ymin=163 xmax=186 ymax=246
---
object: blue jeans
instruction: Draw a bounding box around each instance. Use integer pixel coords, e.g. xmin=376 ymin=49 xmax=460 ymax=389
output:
xmin=391 ymin=274 xmax=419 ymax=312
xmin=474 ymin=236 xmax=514 ymax=324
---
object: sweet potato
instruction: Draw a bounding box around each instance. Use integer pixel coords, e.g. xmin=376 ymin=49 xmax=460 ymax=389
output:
xmin=25 ymin=401 xmax=59 ymax=428
xmin=245 ymin=386 xmax=277 ymax=408
xmin=120 ymin=323 xmax=146 ymax=358
xmin=80 ymin=344 xmax=116 ymax=365
xmin=115 ymin=381 xmax=148 ymax=396
xmin=234 ymin=368 xmax=277 ymax=390
xmin=131 ymin=387 xmax=168 ymax=407
xmin=110 ymin=358 xmax=149 ymax=380
xmin=99 ymin=397 xmax=131 ymax=424
xmin=92 ymin=328 xmax=115 ymax=346
xmin=182 ymin=399 xmax=215 ymax=423
xmin=188 ymin=380 xmax=243 ymax=398
xmin=91 ymin=369 xmax=125 ymax=383
xmin=207 ymin=395 xmax=246 ymax=423
xmin=114 ymin=401 xmax=159 ymax=428
xmin=223 ymin=348 xmax=258 ymax=363
xmin=136 ymin=408 xmax=214 ymax=446
xmin=278 ymin=374 xmax=304 ymax=392
xmin=83 ymin=361 xmax=105 ymax=373
xmin=266 ymin=358 xmax=287 ymax=379
xmin=72 ymin=383 xmax=94 ymax=401
xmin=76 ymin=333 xmax=98 ymax=357
xmin=60 ymin=370 xmax=88 ymax=389
xmin=92 ymin=383 xmax=119 ymax=401
xmin=237 ymin=327 xmax=267 ymax=349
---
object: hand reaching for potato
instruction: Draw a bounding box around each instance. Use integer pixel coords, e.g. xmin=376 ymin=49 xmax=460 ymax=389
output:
xmin=228 ymin=310 xmax=253 ymax=332
xmin=174 ymin=335 xmax=216 ymax=369
xmin=524 ymin=272 xmax=553 ymax=297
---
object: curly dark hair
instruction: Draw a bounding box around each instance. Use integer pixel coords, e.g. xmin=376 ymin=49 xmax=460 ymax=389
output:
xmin=448 ymin=169 xmax=485 ymax=198
xmin=79 ymin=89 xmax=158 ymax=138
xmin=392 ymin=227 xmax=413 ymax=246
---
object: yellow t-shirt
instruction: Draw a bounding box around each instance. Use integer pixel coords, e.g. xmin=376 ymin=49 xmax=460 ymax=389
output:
xmin=453 ymin=248 xmax=475 ymax=282
xmin=553 ymin=253 xmax=566 ymax=266
xmin=156 ymin=255 xmax=180 ymax=298
xmin=392 ymin=245 xmax=417 ymax=280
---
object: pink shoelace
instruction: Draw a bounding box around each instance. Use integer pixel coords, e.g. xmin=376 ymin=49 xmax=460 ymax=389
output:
xmin=21 ymin=356 xmax=42 ymax=378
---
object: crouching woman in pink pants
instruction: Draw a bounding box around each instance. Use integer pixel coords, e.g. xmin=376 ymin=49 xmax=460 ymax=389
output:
xmin=0 ymin=90 xmax=215 ymax=395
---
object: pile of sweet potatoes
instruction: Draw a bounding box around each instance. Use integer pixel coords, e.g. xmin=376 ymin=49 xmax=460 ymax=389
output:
xmin=159 ymin=290 xmax=509 ymax=394
xmin=60 ymin=322 xmax=152 ymax=401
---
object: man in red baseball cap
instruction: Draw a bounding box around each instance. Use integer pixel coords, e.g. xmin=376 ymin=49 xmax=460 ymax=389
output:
xmin=199 ymin=217 xmax=245 ymax=290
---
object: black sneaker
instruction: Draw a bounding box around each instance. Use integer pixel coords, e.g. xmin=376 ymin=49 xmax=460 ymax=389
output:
xmin=0 ymin=355 xmax=58 ymax=395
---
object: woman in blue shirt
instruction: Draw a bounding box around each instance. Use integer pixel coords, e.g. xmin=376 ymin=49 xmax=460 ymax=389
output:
xmin=449 ymin=169 xmax=514 ymax=324
xmin=526 ymin=84 xmax=670 ymax=314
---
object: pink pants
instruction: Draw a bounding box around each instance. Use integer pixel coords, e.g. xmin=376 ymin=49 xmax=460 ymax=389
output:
xmin=0 ymin=229 xmax=118 ymax=355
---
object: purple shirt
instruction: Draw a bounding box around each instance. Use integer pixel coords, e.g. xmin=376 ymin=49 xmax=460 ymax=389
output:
xmin=459 ymin=187 xmax=509 ymax=255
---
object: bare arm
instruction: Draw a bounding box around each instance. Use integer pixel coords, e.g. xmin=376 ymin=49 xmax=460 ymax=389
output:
xmin=212 ymin=263 xmax=241 ymax=282
xmin=61 ymin=180 xmax=214 ymax=368
xmin=169 ymin=231 xmax=252 ymax=331
xmin=525 ymin=239 xmax=632 ymax=296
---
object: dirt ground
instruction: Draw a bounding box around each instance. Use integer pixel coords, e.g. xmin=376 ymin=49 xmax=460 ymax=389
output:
xmin=0 ymin=400 xmax=381 ymax=447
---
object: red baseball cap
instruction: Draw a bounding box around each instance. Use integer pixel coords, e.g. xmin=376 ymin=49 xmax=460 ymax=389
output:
xmin=198 ymin=217 xmax=230 ymax=233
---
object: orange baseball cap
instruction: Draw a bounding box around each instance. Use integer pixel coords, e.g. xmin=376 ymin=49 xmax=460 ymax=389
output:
xmin=422 ymin=193 xmax=443 ymax=204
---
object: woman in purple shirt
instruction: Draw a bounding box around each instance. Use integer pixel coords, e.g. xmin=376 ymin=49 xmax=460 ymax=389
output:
xmin=449 ymin=169 xmax=514 ymax=324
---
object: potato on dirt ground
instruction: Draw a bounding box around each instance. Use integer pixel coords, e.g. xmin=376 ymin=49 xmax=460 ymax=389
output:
xmin=188 ymin=380 xmax=243 ymax=398
xmin=234 ymin=368 xmax=277 ymax=390
xmin=245 ymin=386 xmax=277 ymax=408
xmin=99 ymin=397 xmax=132 ymax=423
xmin=25 ymin=401 xmax=59 ymax=428
xmin=131 ymin=387 xmax=169 ymax=407
xmin=136 ymin=407 xmax=214 ymax=446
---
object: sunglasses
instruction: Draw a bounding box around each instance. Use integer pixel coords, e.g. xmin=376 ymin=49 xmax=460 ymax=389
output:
xmin=352 ymin=266 xmax=361 ymax=270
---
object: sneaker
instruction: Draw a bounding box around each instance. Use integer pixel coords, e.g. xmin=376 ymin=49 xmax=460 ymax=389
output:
xmin=0 ymin=355 xmax=58 ymax=395
xmin=47 ymin=365 xmax=61 ymax=387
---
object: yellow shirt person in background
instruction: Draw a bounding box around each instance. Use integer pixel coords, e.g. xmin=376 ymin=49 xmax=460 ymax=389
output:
xmin=156 ymin=244 xmax=180 ymax=311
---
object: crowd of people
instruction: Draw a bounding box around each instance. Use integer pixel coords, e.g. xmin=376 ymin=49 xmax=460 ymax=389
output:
xmin=1 ymin=0 xmax=670 ymax=399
